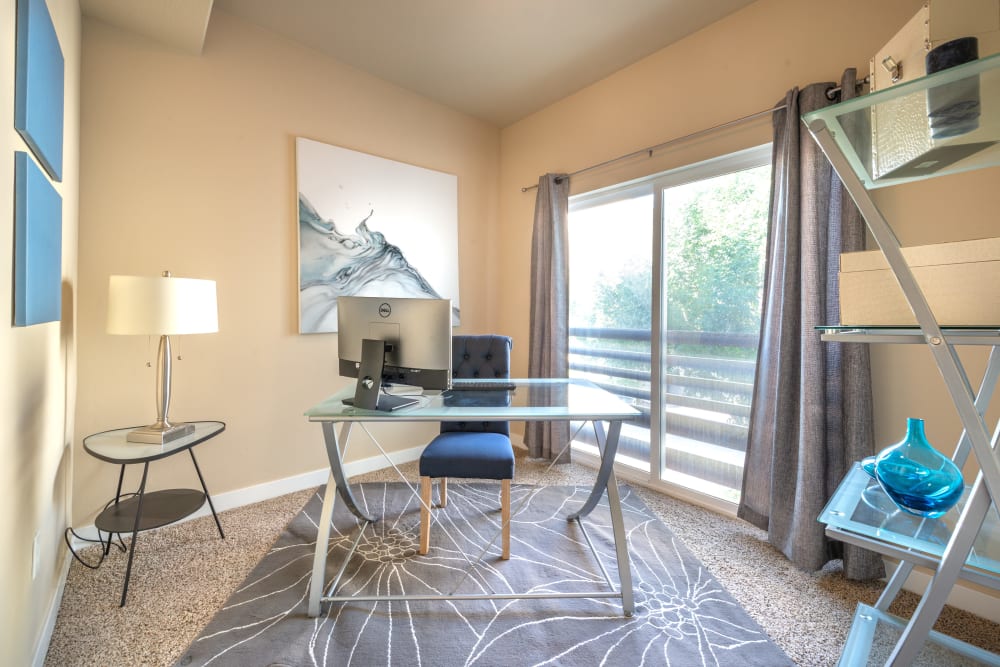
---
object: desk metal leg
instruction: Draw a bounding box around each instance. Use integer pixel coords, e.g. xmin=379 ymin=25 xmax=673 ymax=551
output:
xmin=311 ymin=422 xmax=378 ymax=617
xmin=308 ymin=471 xmax=338 ymax=617
xmin=567 ymin=420 xmax=623 ymax=520
xmin=603 ymin=465 xmax=635 ymax=616
xmin=321 ymin=421 xmax=376 ymax=523
xmin=120 ymin=462 xmax=149 ymax=607
xmin=189 ymin=449 xmax=225 ymax=539
xmin=566 ymin=419 xmax=634 ymax=616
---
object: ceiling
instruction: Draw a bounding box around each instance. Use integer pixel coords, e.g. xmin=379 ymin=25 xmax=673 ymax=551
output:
xmin=81 ymin=0 xmax=759 ymax=127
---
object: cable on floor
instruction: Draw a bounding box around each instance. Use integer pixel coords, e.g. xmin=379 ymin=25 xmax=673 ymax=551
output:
xmin=62 ymin=492 xmax=138 ymax=569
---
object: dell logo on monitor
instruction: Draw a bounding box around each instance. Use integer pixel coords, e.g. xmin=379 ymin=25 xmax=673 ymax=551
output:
xmin=378 ymin=302 xmax=392 ymax=318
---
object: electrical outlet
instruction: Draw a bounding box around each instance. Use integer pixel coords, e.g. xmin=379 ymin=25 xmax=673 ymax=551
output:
xmin=32 ymin=532 xmax=40 ymax=579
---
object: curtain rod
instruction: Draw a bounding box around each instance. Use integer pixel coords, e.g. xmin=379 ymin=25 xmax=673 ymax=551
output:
xmin=519 ymin=77 xmax=867 ymax=193
xmin=519 ymin=105 xmax=783 ymax=192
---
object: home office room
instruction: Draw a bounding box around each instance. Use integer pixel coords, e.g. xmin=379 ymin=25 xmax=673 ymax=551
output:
xmin=4 ymin=0 xmax=1000 ymax=664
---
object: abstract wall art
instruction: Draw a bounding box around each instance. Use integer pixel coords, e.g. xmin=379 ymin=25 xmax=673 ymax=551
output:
xmin=14 ymin=152 xmax=63 ymax=326
xmin=15 ymin=0 xmax=65 ymax=182
xmin=296 ymin=137 xmax=460 ymax=333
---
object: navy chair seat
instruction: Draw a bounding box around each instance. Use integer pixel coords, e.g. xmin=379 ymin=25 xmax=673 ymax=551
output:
xmin=419 ymin=432 xmax=515 ymax=480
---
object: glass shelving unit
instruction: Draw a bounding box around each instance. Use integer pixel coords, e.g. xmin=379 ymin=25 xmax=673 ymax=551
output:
xmin=821 ymin=464 xmax=1000 ymax=587
xmin=805 ymin=52 xmax=1000 ymax=666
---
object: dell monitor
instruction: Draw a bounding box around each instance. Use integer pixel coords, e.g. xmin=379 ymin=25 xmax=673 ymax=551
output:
xmin=337 ymin=296 xmax=452 ymax=410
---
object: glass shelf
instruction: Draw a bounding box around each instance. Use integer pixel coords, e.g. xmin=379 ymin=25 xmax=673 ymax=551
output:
xmin=820 ymin=464 xmax=1000 ymax=583
xmin=803 ymin=52 xmax=1000 ymax=189
xmin=817 ymin=326 xmax=1000 ymax=332
xmin=839 ymin=604 xmax=1000 ymax=666
xmin=815 ymin=326 xmax=1000 ymax=345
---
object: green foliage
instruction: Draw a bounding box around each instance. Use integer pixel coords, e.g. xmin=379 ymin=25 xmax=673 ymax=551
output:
xmin=591 ymin=167 xmax=769 ymax=336
xmin=664 ymin=169 xmax=768 ymax=334
xmin=595 ymin=263 xmax=653 ymax=329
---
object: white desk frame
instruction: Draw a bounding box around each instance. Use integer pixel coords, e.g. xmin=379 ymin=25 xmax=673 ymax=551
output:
xmin=304 ymin=378 xmax=642 ymax=618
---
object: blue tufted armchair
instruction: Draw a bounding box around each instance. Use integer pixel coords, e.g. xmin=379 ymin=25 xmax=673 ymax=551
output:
xmin=419 ymin=334 xmax=514 ymax=559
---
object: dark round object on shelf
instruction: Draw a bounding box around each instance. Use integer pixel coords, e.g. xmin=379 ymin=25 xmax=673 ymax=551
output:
xmin=925 ymin=36 xmax=978 ymax=74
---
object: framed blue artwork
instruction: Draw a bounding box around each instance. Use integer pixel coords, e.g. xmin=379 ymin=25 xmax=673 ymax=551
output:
xmin=14 ymin=152 xmax=63 ymax=326
xmin=15 ymin=0 xmax=65 ymax=182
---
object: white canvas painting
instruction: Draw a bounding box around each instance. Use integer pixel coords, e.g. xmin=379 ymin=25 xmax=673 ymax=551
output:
xmin=296 ymin=137 xmax=460 ymax=333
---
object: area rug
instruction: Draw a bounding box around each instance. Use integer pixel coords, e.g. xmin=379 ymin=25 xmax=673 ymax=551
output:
xmin=177 ymin=483 xmax=792 ymax=666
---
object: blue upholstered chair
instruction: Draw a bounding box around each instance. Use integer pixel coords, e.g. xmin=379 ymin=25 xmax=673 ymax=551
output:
xmin=419 ymin=335 xmax=514 ymax=559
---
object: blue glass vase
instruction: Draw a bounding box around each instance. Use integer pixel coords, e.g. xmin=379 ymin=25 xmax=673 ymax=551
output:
xmin=871 ymin=418 xmax=964 ymax=518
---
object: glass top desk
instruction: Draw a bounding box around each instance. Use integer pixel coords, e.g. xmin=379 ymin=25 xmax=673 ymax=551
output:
xmin=304 ymin=378 xmax=642 ymax=618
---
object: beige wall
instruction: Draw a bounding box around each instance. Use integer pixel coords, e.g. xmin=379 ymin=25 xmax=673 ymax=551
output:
xmin=1 ymin=0 xmax=80 ymax=663
xmin=17 ymin=1 xmax=993 ymax=660
xmin=74 ymin=11 xmax=500 ymax=524
xmin=498 ymin=0 xmax=1000 ymax=454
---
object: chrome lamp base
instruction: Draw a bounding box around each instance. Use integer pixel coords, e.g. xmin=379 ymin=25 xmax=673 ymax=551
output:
xmin=127 ymin=421 xmax=195 ymax=444
xmin=127 ymin=333 xmax=194 ymax=445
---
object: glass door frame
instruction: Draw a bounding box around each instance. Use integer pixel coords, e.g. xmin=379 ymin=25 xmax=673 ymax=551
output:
xmin=569 ymin=144 xmax=772 ymax=516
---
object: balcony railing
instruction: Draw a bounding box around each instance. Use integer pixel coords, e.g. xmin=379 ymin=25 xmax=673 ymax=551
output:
xmin=569 ymin=327 xmax=757 ymax=489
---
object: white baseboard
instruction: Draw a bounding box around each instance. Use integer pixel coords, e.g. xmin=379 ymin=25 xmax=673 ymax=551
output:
xmin=33 ymin=551 xmax=72 ymax=667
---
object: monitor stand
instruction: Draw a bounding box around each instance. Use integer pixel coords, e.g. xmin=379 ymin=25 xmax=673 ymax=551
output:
xmin=343 ymin=338 xmax=420 ymax=411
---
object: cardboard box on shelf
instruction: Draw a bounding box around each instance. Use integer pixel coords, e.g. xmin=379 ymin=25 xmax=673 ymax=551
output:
xmin=839 ymin=237 xmax=1000 ymax=325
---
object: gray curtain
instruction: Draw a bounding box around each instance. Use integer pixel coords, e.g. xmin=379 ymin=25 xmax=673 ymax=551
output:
xmin=738 ymin=70 xmax=883 ymax=580
xmin=526 ymin=173 xmax=571 ymax=462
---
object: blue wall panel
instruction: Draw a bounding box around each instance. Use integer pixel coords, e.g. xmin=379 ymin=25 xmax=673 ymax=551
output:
xmin=14 ymin=152 xmax=63 ymax=326
xmin=15 ymin=0 xmax=65 ymax=182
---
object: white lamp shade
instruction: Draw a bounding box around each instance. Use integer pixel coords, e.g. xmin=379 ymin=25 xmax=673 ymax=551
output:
xmin=107 ymin=274 xmax=219 ymax=335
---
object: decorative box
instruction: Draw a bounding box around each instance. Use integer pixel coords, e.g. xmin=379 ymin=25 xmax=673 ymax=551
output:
xmin=869 ymin=0 xmax=1000 ymax=181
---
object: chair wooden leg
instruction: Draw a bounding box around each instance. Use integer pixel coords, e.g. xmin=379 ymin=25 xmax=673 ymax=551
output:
xmin=419 ymin=476 xmax=431 ymax=555
xmin=501 ymin=479 xmax=511 ymax=560
xmin=439 ymin=477 xmax=448 ymax=507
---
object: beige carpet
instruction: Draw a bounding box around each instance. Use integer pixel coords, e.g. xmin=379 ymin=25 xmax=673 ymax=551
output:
xmin=45 ymin=453 xmax=1000 ymax=666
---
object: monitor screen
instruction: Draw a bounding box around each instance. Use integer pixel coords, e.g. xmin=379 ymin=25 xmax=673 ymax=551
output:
xmin=337 ymin=296 xmax=452 ymax=392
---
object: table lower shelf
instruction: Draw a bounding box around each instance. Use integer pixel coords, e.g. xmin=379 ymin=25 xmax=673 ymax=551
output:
xmin=95 ymin=489 xmax=206 ymax=533
xmin=840 ymin=604 xmax=1000 ymax=666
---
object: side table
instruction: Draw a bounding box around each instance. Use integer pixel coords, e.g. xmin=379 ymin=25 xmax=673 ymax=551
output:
xmin=83 ymin=420 xmax=226 ymax=606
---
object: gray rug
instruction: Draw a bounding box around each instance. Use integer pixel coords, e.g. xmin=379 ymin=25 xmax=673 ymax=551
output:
xmin=177 ymin=483 xmax=792 ymax=666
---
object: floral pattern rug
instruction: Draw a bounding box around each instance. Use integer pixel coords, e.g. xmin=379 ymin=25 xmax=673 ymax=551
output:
xmin=177 ymin=483 xmax=791 ymax=666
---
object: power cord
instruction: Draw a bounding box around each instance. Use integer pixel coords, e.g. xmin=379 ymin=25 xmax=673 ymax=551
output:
xmin=63 ymin=492 xmax=138 ymax=569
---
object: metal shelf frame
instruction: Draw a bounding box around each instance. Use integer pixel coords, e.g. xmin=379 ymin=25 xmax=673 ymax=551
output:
xmin=805 ymin=53 xmax=1000 ymax=666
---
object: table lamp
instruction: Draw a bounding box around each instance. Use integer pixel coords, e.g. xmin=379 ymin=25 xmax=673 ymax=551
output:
xmin=107 ymin=271 xmax=218 ymax=444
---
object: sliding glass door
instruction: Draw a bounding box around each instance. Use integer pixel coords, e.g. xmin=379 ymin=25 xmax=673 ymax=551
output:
xmin=568 ymin=146 xmax=770 ymax=506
